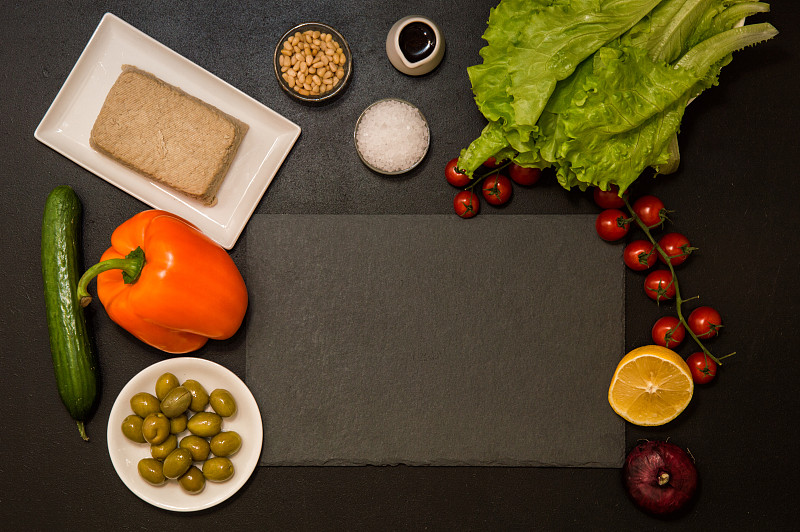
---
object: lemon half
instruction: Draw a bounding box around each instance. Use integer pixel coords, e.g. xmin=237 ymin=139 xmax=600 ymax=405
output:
xmin=608 ymin=345 xmax=694 ymax=426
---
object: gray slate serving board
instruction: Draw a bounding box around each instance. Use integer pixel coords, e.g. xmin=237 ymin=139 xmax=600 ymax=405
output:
xmin=246 ymin=214 xmax=625 ymax=466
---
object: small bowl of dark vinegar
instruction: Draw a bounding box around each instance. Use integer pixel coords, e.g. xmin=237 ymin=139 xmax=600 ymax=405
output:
xmin=385 ymin=16 xmax=445 ymax=76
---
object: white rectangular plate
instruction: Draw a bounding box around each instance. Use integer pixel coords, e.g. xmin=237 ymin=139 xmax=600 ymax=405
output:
xmin=34 ymin=13 xmax=301 ymax=249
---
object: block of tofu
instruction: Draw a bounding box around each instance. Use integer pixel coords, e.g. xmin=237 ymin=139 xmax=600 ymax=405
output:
xmin=90 ymin=65 xmax=249 ymax=206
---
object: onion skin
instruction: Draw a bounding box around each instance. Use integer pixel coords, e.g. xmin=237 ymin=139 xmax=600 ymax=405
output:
xmin=623 ymin=441 xmax=698 ymax=517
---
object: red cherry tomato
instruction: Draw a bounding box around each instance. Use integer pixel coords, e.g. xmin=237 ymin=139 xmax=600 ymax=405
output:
xmin=481 ymin=174 xmax=513 ymax=206
xmin=687 ymin=306 xmax=722 ymax=339
xmin=595 ymin=209 xmax=630 ymax=241
xmin=632 ymin=195 xmax=666 ymax=229
xmin=686 ymin=352 xmax=718 ymax=384
xmin=658 ymin=232 xmax=693 ymax=266
xmin=453 ymin=190 xmax=480 ymax=219
xmin=483 ymin=156 xmax=504 ymax=168
xmin=644 ymin=270 xmax=675 ymax=302
xmin=445 ymin=158 xmax=471 ymax=188
xmin=623 ymin=240 xmax=656 ymax=271
xmin=508 ymin=163 xmax=541 ymax=186
xmin=651 ymin=316 xmax=686 ymax=348
xmin=593 ymin=185 xmax=625 ymax=209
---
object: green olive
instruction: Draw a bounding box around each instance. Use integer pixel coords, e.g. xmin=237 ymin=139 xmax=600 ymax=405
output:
xmin=179 ymin=434 xmax=211 ymax=461
xmin=150 ymin=434 xmax=178 ymax=461
xmin=155 ymin=372 xmax=180 ymax=401
xmin=179 ymin=465 xmax=206 ymax=494
xmin=121 ymin=414 xmax=146 ymax=443
xmin=187 ymin=412 xmax=222 ymax=438
xmin=209 ymin=431 xmax=242 ymax=457
xmin=182 ymin=379 xmax=209 ymax=412
xmin=162 ymin=448 xmax=193 ymax=479
xmin=170 ymin=414 xmax=188 ymax=435
xmin=209 ymin=389 xmax=237 ymax=417
xmin=160 ymin=386 xmax=192 ymax=418
xmin=141 ymin=412 xmax=171 ymax=445
xmin=202 ymin=457 xmax=234 ymax=482
xmin=130 ymin=392 xmax=161 ymax=418
xmin=138 ymin=458 xmax=166 ymax=485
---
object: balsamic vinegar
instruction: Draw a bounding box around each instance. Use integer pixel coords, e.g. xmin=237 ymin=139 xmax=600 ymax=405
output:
xmin=398 ymin=22 xmax=436 ymax=63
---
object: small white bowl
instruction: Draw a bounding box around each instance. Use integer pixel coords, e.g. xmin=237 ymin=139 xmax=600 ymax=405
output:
xmin=107 ymin=358 xmax=263 ymax=512
xmin=385 ymin=16 xmax=445 ymax=76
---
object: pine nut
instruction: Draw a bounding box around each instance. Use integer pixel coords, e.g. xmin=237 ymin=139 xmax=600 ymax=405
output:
xmin=280 ymin=28 xmax=347 ymax=97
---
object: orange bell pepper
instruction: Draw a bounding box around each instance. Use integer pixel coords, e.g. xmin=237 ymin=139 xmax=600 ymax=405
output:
xmin=77 ymin=210 xmax=248 ymax=354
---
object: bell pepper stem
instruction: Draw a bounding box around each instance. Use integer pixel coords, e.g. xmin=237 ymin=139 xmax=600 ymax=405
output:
xmin=76 ymin=247 xmax=146 ymax=307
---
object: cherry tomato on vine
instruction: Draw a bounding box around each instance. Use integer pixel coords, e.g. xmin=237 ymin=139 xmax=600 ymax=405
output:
xmin=686 ymin=352 xmax=718 ymax=384
xmin=687 ymin=306 xmax=723 ymax=339
xmin=595 ymin=209 xmax=630 ymax=241
xmin=644 ymin=270 xmax=675 ymax=302
xmin=623 ymin=240 xmax=657 ymax=271
xmin=445 ymin=158 xmax=471 ymax=188
xmin=632 ymin=195 xmax=667 ymax=229
xmin=658 ymin=232 xmax=693 ymax=266
xmin=509 ymin=163 xmax=541 ymax=186
xmin=483 ymin=156 xmax=504 ymax=168
xmin=453 ymin=190 xmax=480 ymax=219
xmin=593 ymin=185 xmax=625 ymax=209
xmin=481 ymin=174 xmax=513 ymax=206
xmin=651 ymin=316 xmax=686 ymax=348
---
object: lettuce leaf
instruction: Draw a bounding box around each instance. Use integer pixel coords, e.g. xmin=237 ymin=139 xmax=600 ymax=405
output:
xmin=458 ymin=0 xmax=778 ymax=194
xmin=465 ymin=0 xmax=666 ymax=158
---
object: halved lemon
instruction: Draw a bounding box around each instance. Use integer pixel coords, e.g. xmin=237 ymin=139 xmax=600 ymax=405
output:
xmin=608 ymin=345 xmax=694 ymax=426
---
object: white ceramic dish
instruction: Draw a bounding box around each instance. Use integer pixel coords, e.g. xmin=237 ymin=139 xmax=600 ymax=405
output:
xmin=34 ymin=13 xmax=301 ymax=249
xmin=107 ymin=357 xmax=263 ymax=512
xmin=385 ymin=16 xmax=445 ymax=76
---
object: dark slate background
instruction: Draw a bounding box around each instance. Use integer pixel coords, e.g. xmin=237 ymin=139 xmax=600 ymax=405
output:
xmin=2 ymin=1 xmax=798 ymax=529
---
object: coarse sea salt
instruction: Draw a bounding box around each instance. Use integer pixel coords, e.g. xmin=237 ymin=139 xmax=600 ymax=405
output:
xmin=355 ymin=99 xmax=429 ymax=174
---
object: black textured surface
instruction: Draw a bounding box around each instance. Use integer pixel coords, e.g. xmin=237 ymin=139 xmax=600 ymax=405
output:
xmin=246 ymin=214 xmax=624 ymax=467
xmin=2 ymin=1 xmax=799 ymax=529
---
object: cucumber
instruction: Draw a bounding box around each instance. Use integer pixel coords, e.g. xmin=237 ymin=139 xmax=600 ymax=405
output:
xmin=41 ymin=185 xmax=98 ymax=441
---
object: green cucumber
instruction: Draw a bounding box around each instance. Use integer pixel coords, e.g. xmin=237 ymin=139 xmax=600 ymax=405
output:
xmin=41 ymin=185 xmax=98 ymax=441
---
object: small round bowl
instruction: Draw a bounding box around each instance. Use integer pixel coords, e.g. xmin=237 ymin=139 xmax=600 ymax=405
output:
xmin=354 ymin=98 xmax=430 ymax=175
xmin=274 ymin=22 xmax=352 ymax=104
xmin=107 ymin=358 xmax=263 ymax=512
xmin=386 ymin=16 xmax=445 ymax=76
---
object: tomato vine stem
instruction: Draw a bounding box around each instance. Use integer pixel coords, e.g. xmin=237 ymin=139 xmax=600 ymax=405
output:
xmin=464 ymin=160 xmax=513 ymax=192
xmin=622 ymin=197 xmax=726 ymax=366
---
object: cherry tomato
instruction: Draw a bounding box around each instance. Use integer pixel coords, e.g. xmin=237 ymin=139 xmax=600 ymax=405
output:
xmin=644 ymin=270 xmax=675 ymax=302
xmin=651 ymin=316 xmax=686 ymax=348
xmin=686 ymin=352 xmax=718 ymax=384
xmin=657 ymin=232 xmax=693 ymax=266
xmin=453 ymin=190 xmax=480 ymax=219
xmin=445 ymin=158 xmax=471 ymax=188
xmin=595 ymin=209 xmax=630 ymax=241
xmin=593 ymin=185 xmax=625 ymax=209
xmin=508 ymin=163 xmax=541 ymax=186
xmin=483 ymin=156 xmax=504 ymax=168
xmin=687 ymin=306 xmax=722 ymax=339
xmin=481 ymin=174 xmax=513 ymax=206
xmin=632 ymin=195 xmax=666 ymax=229
xmin=623 ymin=240 xmax=656 ymax=271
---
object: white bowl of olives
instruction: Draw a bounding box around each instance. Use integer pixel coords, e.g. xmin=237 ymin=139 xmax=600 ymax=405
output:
xmin=107 ymin=358 xmax=263 ymax=512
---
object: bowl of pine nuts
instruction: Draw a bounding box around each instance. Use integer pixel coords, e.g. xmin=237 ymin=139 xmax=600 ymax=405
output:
xmin=274 ymin=22 xmax=352 ymax=103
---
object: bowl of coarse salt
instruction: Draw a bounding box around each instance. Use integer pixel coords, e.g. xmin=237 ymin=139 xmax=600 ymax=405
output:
xmin=354 ymin=98 xmax=430 ymax=175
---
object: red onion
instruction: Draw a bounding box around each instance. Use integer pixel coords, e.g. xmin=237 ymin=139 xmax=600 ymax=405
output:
xmin=623 ymin=440 xmax=698 ymax=516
